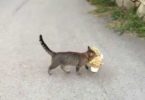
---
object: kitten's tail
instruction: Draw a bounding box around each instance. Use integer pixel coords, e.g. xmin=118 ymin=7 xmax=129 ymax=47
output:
xmin=39 ymin=34 xmax=55 ymax=56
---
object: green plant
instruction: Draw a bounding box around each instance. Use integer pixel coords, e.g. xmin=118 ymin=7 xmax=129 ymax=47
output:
xmin=88 ymin=0 xmax=145 ymax=37
xmin=111 ymin=9 xmax=145 ymax=37
xmin=88 ymin=0 xmax=115 ymax=6
xmin=111 ymin=8 xmax=124 ymax=20
xmin=95 ymin=6 xmax=109 ymax=13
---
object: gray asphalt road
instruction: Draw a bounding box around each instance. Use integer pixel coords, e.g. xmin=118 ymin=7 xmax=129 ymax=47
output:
xmin=0 ymin=0 xmax=145 ymax=100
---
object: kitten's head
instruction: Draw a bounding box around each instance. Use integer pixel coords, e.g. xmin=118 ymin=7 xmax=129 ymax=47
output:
xmin=87 ymin=46 xmax=97 ymax=61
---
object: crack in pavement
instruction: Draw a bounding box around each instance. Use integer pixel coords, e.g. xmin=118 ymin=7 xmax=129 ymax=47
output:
xmin=13 ymin=0 xmax=29 ymax=14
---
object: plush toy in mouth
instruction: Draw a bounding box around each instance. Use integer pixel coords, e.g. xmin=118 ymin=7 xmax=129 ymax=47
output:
xmin=87 ymin=47 xmax=104 ymax=72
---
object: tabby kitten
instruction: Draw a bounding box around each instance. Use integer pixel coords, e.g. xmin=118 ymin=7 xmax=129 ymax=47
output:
xmin=39 ymin=34 xmax=96 ymax=75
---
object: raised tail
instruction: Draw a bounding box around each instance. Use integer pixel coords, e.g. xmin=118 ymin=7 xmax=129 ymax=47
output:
xmin=39 ymin=34 xmax=55 ymax=56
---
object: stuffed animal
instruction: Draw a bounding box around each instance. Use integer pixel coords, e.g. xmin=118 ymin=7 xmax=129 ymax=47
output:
xmin=87 ymin=47 xmax=104 ymax=72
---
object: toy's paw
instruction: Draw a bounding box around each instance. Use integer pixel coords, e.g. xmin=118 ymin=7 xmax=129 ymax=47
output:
xmin=90 ymin=67 xmax=99 ymax=72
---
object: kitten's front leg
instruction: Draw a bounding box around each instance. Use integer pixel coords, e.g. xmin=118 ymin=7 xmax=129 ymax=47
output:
xmin=85 ymin=65 xmax=89 ymax=70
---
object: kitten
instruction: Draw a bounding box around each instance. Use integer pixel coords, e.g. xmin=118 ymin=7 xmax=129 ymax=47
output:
xmin=39 ymin=34 xmax=96 ymax=75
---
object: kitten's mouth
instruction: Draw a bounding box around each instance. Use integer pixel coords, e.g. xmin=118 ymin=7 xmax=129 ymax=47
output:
xmin=88 ymin=56 xmax=96 ymax=62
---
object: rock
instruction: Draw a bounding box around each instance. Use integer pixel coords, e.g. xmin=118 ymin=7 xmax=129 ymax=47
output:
xmin=143 ymin=16 xmax=145 ymax=21
xmin=116 ymin=0 xmax=135 ymax=9
xmin=137 ymin=3 xmax=145 ymax=18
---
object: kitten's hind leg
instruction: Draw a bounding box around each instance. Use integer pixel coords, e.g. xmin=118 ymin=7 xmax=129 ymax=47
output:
xmin=48 ymin=63 xmax=58 ymax=75
xmin=76 ymin=65 xmax=81 ymax=75
xmin=61 ymin=65 xmax=71 ymax=73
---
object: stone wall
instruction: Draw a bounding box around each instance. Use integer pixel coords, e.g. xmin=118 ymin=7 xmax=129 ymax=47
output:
xmin=137 ymin=0 xmax=145 ymax=21
xmin=115 ymin=0 xmax=145 ymax=21
xmin=116 ymin=0 xmax=135 ymax=9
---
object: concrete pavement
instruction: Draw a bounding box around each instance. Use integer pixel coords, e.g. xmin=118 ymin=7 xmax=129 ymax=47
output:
xmin=0 ymin=0 xmax=145 ymax=100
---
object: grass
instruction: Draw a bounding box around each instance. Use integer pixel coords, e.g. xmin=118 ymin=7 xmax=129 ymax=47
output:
xmin=88 ymin=0 xmax=145 ymax=37
xmin=88 ymin=0 xmax=115 ymax=6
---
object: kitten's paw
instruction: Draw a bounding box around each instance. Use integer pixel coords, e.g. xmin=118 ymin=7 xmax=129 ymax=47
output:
xmin=77 ymin=72 xmax=82 ymax=76
xmin=48 ymin=73 xmax=52 ymax=76
xmin=48 ymin=71 xmax=52 ymax=75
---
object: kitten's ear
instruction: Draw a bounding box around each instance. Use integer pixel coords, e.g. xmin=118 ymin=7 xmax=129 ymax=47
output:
xmin=88 ymin=46 xmax=91 ymax=50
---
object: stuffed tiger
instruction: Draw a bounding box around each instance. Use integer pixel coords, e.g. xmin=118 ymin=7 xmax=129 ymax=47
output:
xmin=87 ymin=47 xmax=104 ymax=72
